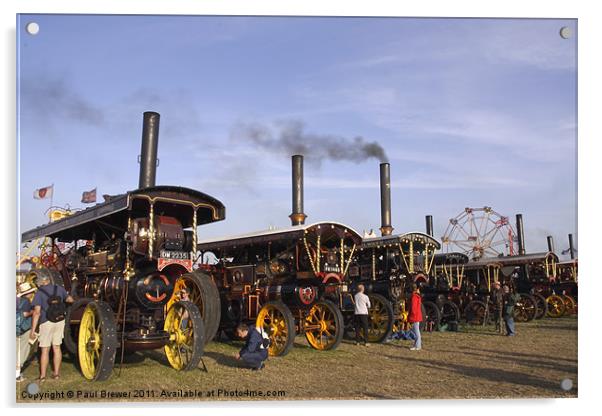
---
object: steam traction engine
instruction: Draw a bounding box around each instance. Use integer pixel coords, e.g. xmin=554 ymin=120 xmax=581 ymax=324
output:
xmin=20 ymin=112 xmax=225 ymax=381
xmin=198 ymin=222 xmax=361 ymax=357
xmin=354 ymin=231 xmax=441 ymax=337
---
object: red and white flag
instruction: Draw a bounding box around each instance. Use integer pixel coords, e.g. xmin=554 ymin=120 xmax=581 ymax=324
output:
xmin=81 ymin=188 xmax=97 ymax=204
xmin=33 ymin=185 xmax=53 ymax=200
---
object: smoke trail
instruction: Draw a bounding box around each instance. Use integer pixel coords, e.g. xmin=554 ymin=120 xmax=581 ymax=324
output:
xmin=232 ymin=120 xmax=388 ymax=163
xmin=20 ymin=76 xmax=105 ymax=126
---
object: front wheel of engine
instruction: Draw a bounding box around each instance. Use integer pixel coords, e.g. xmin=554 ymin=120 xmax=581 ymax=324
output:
xmin=304 ymin=299 xmax=344 ymax=351
xmin=256 ymin=301 xmax=296 ymax=357
xmin=64 ymin=297 xmax=93 ymax=356
xmin=78 ymin=301 xmax=117 ymax=381
xmin=546 ymin=294 xmax=566 ymax=318
xmin=515 ymin=294 xmax=538 ymax=322
xmin=532 ymin=293 xmax=548 ymax=319
xmin=164 ymin=301 xmax=205 ymax=371
xmin=464 ymin=300 xmax=488 ymax=326
xmin=440 ymin=300 xmax=460 ymax=327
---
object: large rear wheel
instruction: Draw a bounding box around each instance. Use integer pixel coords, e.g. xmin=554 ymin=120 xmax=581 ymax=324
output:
xmin=168 ymin=271 xmax=221 ymax=343
xmin=304 ymin=300 xmax=344 ymax=351
xmin=256 ymin=301 xmax=296 ymax=357
xmin=78 ymin=301 xmax=117 ymax=381
xmin=164 ymin=301 xmax=205 ymax=371
xmin=367 ymin=293 xmax=394 ymax=343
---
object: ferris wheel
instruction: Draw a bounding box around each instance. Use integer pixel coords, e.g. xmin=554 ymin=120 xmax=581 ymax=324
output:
xmin=441 ymin=207 xmax=516 ymax=260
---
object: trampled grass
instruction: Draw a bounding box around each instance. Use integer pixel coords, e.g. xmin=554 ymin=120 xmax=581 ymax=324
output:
xmin=17 ymin=316 xmax=577 ymax=402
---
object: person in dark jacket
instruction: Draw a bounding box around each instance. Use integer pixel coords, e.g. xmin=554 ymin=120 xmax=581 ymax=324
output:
xmin=491 ymin=281 xmax=504 ymax=334
xmin=234 ymin=323 xmax=269 ymax=370
xmin=502 ymin=285 xmax=520 ymax=336
xmin=407 ymin=283 xmax=423 ymax=351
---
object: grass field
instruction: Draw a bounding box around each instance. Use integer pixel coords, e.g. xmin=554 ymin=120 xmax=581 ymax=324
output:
xmin=17 ymin=316 xmax=577 ymax=402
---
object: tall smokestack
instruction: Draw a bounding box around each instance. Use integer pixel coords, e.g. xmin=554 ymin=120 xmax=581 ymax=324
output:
xmin=425 ymin=215 xmax=434 ymax=237
xmin=547 ymin=236 xmax=555 ymax=253
xmin=379 ymin=163 xmax=393 ymax=236
xmin=289 ymin=155 xmax=307 ymax=226
xmin=138 ymin=111 xmax=160 ymax=189
xmin=568 ymin=233 xmax=575 ymax=259
xmin=516 ymin=214 xmax=526 ymax=255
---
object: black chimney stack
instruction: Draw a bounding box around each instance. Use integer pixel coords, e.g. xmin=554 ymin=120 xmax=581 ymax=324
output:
xmin=289 ymin=155 xmax=307 ymax=226
xmin=568 ymin=233 xmax=575 ymax=259
xmin=425 ymin=215 xmax=434 ymax=237
xmin=516 ymin=214 xmax=526 ymax=255
xmin=379 ymin=163 xmax=393 ymax=236
xmin=138 ymin=111 xmax=160 ymax=189
xmin=547 ymin=236 xmax=555 ymax=254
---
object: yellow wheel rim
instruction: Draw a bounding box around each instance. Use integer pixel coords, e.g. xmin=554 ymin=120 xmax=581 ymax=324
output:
xmin=391 ymin=301 xmax=407 ymax=333
xmin=78 ymin=305 xmax=102 ymax=380
xmin=304 ymin=303 xmax=338 ymax=350
xmin=164 ymin=303 xmax=194 ymax=370
xmin=546 ymin=295 xmax=566 ymax=318
xmin=562 ymin=295 xmax=577 ymax=314
xmin=367 ymin=297 xmax=390 ymax=342
xmin=256 ymin=304 xmax=290 ymax=357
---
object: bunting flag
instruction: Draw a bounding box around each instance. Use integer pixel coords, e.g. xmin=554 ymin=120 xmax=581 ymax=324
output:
xmin=81 ymin=188 xmax=97 ymax=204
xmin=33 ymin=185 xmax=53 ymax=200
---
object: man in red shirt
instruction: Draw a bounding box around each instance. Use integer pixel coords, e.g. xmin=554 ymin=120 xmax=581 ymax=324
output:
xmin=407 ymin=283 xmax=423 ymax=350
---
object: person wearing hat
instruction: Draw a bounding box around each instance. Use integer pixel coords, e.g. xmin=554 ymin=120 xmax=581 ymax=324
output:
xmin=30 ymin=275 xmax=74 ymax=382
xmin=491 ymin=281 xmax=504 ymax=334
xmin=16 ymin=281 xmax=37 ymax=382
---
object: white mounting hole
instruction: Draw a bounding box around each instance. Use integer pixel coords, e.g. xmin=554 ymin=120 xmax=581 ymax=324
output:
xmin=26 ymin=22 xmax=40 ymax=35
xmin=560 ymin=378 xmax=573 ymax=391
xmin=559 ymin=26 xmax=572 ymax=39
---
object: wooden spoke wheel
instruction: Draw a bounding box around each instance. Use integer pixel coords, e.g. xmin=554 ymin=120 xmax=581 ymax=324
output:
xmin=515 ymin=294 xmax=538 ymax=322
xmin=561 ymin=295 xmax=577 ymax=315
xmin=78 ymin=301 xmax=117 ymax=381
xmin=167 ymin=271 xmax=221 ymax=344
xmin=464 ymin=300 xmax=488 ymax=326
xmin=304 ymin=299 xmax=344 ymax=351
xmin=367 ymin=293 xmax=394 ymax=343
xmin=164 ymin=301 xmax=205 ymax=371
xmin=532 ymin=293 xmax=548 ymax=319
xmin=64 ymin=298 xmax=93 ymax=356
xmin=546 ymin=294 xmax=566 ymax=318
xmin=256 ymin=301 xmax=296 ymax=357
xmin=423 ymin=301 xmax=441 ymax=331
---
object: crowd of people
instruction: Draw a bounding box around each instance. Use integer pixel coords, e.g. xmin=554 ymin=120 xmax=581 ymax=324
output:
xmin=16 ymin=278 xmax=521 ymax=380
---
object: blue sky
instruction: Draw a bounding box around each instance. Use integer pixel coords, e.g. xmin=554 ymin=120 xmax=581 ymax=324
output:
xmin=17 ymin=15 xmax=577 ymax=257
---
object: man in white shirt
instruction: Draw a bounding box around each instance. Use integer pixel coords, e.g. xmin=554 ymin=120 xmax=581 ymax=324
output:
xmin=354 ymin=284 xmax=371 ymax=346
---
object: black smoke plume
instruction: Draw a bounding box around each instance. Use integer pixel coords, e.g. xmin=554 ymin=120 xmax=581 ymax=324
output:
xmin=232 ymin=120 xmax=388 ymax=163
xmin=20 ymin=75 xmax=105 ymax=126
